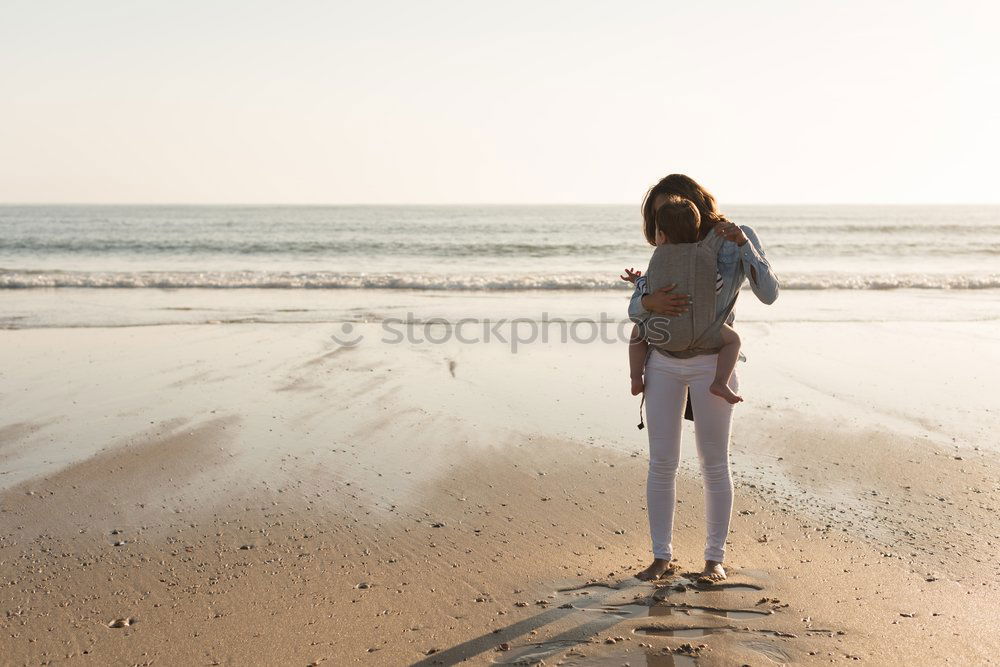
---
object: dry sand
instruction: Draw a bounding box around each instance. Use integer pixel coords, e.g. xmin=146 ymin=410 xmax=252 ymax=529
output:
xmin=1 ymin=289 xmax=999 ymax=665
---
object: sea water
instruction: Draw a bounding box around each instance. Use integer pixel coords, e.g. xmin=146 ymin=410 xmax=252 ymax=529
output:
xmin=1 ymin=204 xmax=997 ymax=291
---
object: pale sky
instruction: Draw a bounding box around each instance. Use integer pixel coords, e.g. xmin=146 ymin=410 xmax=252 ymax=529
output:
xmin=1 ymin=0 xmax=997 ymax=204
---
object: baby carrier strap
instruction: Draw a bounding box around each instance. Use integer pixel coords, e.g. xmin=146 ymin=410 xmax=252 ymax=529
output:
xmin=689 ymin=231 xmax=725 ymax=337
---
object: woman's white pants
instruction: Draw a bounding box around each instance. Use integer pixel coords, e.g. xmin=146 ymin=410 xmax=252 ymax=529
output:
xmin=643 ymin=350 xmax=737 ymax=563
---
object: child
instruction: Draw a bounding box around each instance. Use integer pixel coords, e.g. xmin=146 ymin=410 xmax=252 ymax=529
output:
xmin=621 ymin=198 xmax=743 ymax=404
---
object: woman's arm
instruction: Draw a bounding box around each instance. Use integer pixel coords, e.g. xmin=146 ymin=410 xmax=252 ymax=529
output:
xmin=628 ymin=276 xmax=691 ymax=322
xmin=714 ymin=222 xmax=779 ymax=305
xmin=737 ymin=225 xmax=779 ymax=304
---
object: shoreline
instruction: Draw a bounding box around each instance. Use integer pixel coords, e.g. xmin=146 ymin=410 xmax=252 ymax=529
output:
xmin=2 ymin=286 xmax=999 ymax=331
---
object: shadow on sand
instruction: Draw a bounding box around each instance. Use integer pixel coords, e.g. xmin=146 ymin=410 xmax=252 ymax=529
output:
xmin=411 ymin=577 xmax=643 ymax=665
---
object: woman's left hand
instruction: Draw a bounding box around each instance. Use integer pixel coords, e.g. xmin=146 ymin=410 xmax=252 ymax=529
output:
xmin=714 ymin=220 xmax=748 ymax=246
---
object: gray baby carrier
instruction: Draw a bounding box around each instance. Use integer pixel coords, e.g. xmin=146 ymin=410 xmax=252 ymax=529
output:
xmin=640 ymin=232 xmax=736 ymax=358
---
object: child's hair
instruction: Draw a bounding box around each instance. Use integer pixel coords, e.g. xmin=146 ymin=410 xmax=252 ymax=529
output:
xmin=654 ymin=197 xmax=701 ymax=244
xmin=641 ymin=174 xmax=727 ymax=245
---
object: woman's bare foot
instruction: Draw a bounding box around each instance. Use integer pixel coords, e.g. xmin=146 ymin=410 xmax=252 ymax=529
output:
xmin=631 ymin=376 xmax=644 ymax=396
xmin=696 ymin=560 xmax=726 ymax=584
xmin=636 ymin=558 xmax=676 ymax=581
xmin=709 ymin=381 xmax=742 ymax=404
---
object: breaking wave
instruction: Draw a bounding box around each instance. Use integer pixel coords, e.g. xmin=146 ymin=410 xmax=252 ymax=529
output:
xmin=2 ymin=269 xmax=998 ymax=290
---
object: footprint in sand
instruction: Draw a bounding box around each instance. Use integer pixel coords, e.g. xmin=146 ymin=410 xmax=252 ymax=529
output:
xmin=108 ymin=617 xmax=136 ymax=628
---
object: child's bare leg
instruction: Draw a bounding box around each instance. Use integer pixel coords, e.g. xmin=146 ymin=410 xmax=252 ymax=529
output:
xmin=629 ymin=324 xmax=648 ymax=396
xmin=709 ymin=324 xmax=743 ymax=404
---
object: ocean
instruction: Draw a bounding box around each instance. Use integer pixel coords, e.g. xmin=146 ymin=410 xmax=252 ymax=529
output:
xmin=1 ymin=204 xmax=998 ymax=291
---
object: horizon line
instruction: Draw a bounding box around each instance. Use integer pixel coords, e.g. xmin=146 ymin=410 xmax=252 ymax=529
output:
xmin=1 ymin=201 xmax=998 ymax=207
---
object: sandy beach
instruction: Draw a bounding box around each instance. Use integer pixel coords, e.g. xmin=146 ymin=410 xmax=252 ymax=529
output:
xmin=1 ymin=288 xmax=998 ymax=665
xmin=4 ymin=0 xmax=999 ymax=661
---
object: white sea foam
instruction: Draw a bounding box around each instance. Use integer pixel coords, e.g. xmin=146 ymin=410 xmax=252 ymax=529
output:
xmin=2 ymin=269 xmax=998 ymax=290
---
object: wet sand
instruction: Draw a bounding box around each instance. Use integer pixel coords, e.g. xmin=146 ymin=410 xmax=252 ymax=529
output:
xmin=1 ymin=290 xmax=999 ymax=665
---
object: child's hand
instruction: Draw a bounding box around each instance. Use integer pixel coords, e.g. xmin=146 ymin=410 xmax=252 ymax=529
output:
xmin=620 ymin=267 xmax=642 ymax=284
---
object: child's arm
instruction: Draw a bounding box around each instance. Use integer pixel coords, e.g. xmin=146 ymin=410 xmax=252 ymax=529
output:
xmin=627 ymin=273 xmax=651 ymax=324
xmin=622 ymin=268 xmax=650 ymax=395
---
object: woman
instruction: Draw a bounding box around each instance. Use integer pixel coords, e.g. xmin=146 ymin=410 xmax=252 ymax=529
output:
xmin=628 ymin=174 xmax=778 ymax=583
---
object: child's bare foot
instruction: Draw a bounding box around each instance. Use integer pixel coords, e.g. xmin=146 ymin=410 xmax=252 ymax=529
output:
xmin=696 ymin=560 xmax=726 ymax=584
xmin=709 ymin=381 xmax=742 ymax=404
xmin=636 ymin=559 xmax=676 ymax=581
xmin=631 ymin=376 xmax=644 ymax=396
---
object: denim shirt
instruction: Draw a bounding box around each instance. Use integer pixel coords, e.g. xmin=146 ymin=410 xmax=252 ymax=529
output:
xmin=628 ymin=225 xmax=779 ymax=330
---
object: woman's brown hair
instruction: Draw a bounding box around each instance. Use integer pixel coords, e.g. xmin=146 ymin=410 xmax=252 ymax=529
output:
xmin=641 ymin=174 xmax=728 ymax=245
xmin=655 ymin=197 xmax=701 ymax=244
